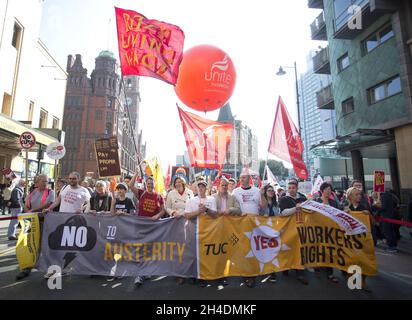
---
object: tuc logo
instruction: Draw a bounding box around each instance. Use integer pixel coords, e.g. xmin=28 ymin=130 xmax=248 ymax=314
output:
xmin=245 ymin=218 xmax=290 ymax=272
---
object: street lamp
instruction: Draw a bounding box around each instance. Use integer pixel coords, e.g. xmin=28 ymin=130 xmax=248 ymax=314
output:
xmin=276 ymin=61 xmax=302 ymax=133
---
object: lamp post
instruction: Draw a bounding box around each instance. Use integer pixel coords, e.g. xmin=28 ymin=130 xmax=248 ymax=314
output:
xmin=276 ymin=61 xmax=302 ymax=133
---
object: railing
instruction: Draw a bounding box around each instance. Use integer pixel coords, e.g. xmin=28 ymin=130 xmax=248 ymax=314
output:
xmin=313 ymin=46 xmax=330 ymax=73
xmin=311 ymin=11 xmax=326 ymax=37
xmin=316 ymin=84 xmax=334 ymax=109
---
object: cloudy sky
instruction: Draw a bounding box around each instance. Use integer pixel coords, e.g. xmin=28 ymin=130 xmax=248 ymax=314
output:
xmin=39 ymin=0 xmax=323 ymax=171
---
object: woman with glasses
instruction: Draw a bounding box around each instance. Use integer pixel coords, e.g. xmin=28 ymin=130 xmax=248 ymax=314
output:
xmin=259 ymin=184 xmax=280 ymax=283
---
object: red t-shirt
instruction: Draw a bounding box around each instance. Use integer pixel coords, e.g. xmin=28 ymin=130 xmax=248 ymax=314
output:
xmin=136 ymin=189 xmax=164 ymax=217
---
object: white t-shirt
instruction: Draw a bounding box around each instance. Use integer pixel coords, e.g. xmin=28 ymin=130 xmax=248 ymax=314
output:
xmin=185 ymin=196 xmax=217 ymax=214
xmin=232 ymin=186 xmax=261 ymax=215
xmin=59 ymin=185 xmax=91 ymax=213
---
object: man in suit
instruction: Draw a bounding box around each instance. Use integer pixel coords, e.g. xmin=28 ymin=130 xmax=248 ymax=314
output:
xmin=213 ymin=177 xmax=241 ymax=216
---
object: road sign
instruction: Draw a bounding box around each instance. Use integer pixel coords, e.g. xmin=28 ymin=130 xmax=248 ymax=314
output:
xmin=46 ymin=142 xmax=66 ymax=160
xmin=19 ymin=131 xmax=36 ymax=150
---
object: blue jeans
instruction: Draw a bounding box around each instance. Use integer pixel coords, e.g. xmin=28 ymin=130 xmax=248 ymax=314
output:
xmin=7 ymin=208 xmax=21 ymax=238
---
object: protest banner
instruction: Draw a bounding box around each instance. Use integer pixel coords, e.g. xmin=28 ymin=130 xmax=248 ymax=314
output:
xmin=95 ymin=137 xmax=121 ymax=178
xmin=15 ymin=213 xmax=40 ymax=270
xmin=1 ymin=168 xmax=17 ymax=181
xmin=37 ymin=210 xmax=377 ymax=279
xmin=374 ymin=171 xmax=385 ymax=193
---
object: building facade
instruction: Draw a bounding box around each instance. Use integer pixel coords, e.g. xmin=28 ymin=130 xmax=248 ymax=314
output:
xmin=298 ymin=51 xmax=336 ymax=178
xmin=217 ymin=104 xmax=259 ymax=178
xmin=308 ymin=0 xmax=412 ymax=206
xmin=61 ymin=51 xmax=142 ymax=179
xmin=0 ymin=0 xmax=66 ymax=184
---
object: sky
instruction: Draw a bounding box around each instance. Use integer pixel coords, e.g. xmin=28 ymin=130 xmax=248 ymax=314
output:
xmin=39 ymin=0 xmax=323 ymax=171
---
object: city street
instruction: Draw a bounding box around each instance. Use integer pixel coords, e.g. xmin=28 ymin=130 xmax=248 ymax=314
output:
xmin=1 ymin=218 xmax=412 ymax=300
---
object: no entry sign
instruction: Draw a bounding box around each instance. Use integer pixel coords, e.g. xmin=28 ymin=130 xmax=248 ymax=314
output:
xmin=19 ymin=131 xmax=36 ymax=150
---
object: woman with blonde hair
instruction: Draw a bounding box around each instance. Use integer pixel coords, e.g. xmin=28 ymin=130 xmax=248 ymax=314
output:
xmin=165 ymin=177 xmax=194 ymax=218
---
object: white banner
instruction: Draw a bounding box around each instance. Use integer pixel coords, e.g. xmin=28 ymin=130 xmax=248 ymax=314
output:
xmin=301 ymin=200 xmax=368 ymax=235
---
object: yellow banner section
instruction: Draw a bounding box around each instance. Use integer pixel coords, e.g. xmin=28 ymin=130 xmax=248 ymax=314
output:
xmin=198 ymin=211 xmax=377 ymax=280
xmin=15 ymin=214 xmax=40 ymax=270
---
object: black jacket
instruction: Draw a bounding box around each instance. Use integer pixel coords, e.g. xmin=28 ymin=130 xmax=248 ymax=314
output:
xmin=279 ymin=192 xmax=307 ymax=213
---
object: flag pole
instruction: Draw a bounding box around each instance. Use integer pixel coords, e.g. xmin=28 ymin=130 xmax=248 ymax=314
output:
xmin=263 ymin=153 xmax=269 ymax=183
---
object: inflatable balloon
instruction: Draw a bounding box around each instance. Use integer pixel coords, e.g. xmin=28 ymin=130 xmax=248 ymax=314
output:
xmin=174 ymin=45 xmax=236 ymax=112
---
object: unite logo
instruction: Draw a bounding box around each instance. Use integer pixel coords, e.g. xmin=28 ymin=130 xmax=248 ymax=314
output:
xmin=245 ymin=218 xmax=290 ymax=272
xmin=204 ymin=55 xmax=232 ymax=88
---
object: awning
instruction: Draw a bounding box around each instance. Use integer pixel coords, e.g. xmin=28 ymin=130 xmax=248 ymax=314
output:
xmin=0 ymin=113 xmax=59 ymax=151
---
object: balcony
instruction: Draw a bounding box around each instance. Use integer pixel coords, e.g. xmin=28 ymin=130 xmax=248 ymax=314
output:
xmin=312 ymin=46 xmax=330 ymax=74
xmin=308 ymin=0 xmax=323 ymax=9
xmin=334 ymin=0 xmax=398 ymax=40
xmin=316 ymin=84 xmax=334 ymax=110
xmin=311 ymin=12 xmax=327 ymax=41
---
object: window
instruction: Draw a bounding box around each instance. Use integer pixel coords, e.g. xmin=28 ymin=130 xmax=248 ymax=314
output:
xmin=368 ymin=76 xmax=402 ymax=104
xmin=362 ymin=24 xmax=395 ymax=54
xmin=95 ymin=110 xmax=102 ymax=120
xmin=28 ymin=101 xmax=34 ymax=122
xmin=337 ymin=53 xmax=350 ymax=72
xmin=39 ymin=109 xmax=48 ymax=128
xmin=342 ymin=97 xmax=354 ymax=115
xmin=52 ymin=117 xmax=59 ymax=129
xmin=107 ymin=99 xmax=113 ymax=108
xmin=12 ymin=22 xmax=23 ymax=49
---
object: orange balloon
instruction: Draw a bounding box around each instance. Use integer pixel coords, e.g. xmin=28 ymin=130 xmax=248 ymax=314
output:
xmin=175 ymin=45 xmax=236 ymax=112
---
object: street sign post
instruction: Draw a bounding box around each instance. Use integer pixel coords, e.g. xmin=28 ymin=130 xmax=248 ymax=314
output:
xmin=19 ymin=131 xmax=36 ymax=195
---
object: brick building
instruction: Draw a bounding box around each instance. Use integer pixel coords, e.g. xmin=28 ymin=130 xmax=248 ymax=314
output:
xmin=61 ymin=50 xmax=144 ymax=179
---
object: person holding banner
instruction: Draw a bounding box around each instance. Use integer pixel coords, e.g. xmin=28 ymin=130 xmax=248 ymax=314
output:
xmin=278 ymin=179 xmax=309 ymax=285
xmin=259 ymin=184 xmax=280 ymax=284
xmin=24 ymin=174 xmax=55 ymax=216
xmin=232 ymin=168 xmax=267 ymax=288
xmin=314 ymin=182 xmax=339 ymax=283
xmin=213 ymin=177 xmax=241 ymax=216
xmin=44 ymin=172 xmax=90 ymax=214
xmin=165 ymin=177 xmax=194 ymax=218
xmin=110 ymin=183 xmax=136 ymax=215
xmin=185 ymin=180 xmax=217 ymax=287
xmin=129 ymin=172 xmax=165 ymax=220
xmin=85 ymin=180 xmax=112 ymax=214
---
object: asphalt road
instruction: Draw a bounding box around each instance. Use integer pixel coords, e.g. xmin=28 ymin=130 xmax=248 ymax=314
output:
xmin=1 ymin=218 xmax=412 ymax=300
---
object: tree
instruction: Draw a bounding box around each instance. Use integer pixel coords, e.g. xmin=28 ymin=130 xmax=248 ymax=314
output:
xmin=259 ymin=159 xmax=289 ymax=180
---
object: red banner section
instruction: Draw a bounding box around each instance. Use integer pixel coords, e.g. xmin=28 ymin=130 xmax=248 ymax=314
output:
xmin=177 ymin=106 xmax=233 ymax=169
xmin=115 ymin=7 xmax=185 ymax=85
xmin=268 ymin=96 xmax=308 ymax=180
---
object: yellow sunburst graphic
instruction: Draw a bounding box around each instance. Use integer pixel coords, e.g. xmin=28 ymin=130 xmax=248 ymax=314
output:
xmin=245 ymin=217 xmax=290 ymax=272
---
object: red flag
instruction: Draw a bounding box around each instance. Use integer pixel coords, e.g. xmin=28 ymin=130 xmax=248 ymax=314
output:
xmin=115 ymin=7 xmax=185 ymax=85
xmin=164 ymin=164 xmax=171 ymax=188
xmin=268 ymin=96 xmax=308 ymax=180
xmin=177 ymin=106 xmax=233 ymax=169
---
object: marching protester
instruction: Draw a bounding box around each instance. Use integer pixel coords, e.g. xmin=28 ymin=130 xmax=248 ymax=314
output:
xmin=278 ymin=178 xmax=309 ymax=285
xmin=110 ymin=182 xmax=136 ymax=215
xmin=185 ymin=180 xmax=217 ymax=287
xmin=379 ymin=190 xmax=399 ymax=254
xmin=349 ymin=180 xmax=372 ymax=212
xmin=214 ymin=177 xmax=241 ymax=216
xmin=2 ymin=183 xmax=12 ymax=215
xmin=165 ymin=176 xmax=194 ymax=218
xmin=232 ymin=168 xmax=267 ymax=288
xmin=123 ymin=175 xmax=138 ymax=207
xmin=314 ymin=182 xmax=339 ymax=283
xmin=129 ymin=172 xmax=166 ymax=287
xmin=7 ymin=179 xmax=25 ymax=241
xmin=343 ymin=186 xmax=373 ymax=291
xmin=53 ymin=178 xmax=67 ymax=212
xmin=81 ymin=180 xmax=94 ymax=196
xmin=228 ymin=178 xmax=237 ymax=195
xmin=24 ymin=174 xmax=55 ymax=215
xmin=129 ymin=172 xmax=165 ymax=220
xmin=85 ymin=180 xmax=112 ymax=214
xmin=276 ymin=187 xmax=286 ymax=199
xmin=259 ymin=184 xmax=279 ymax=283
xmin=44 ymin=172 xmax=91 ymax=214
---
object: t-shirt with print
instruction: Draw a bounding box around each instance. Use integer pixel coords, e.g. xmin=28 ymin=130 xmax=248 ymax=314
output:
xmin=114 ymin=198 xmax=136 ymax=214
xmin=232 ymin=186 xmax=261 ymax=215
xmin=185 ymin=196 xmax=217 ymax=215
xmin=59 ymin=185 xmax=91 ymax=213
xmin=136 ymin=189 xmax=164 ymax=217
